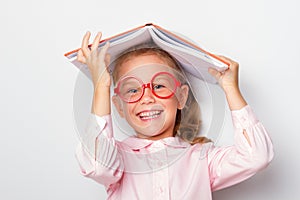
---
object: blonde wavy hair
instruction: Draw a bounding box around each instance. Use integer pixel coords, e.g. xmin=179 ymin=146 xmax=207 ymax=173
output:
xmin=111 ymin=45 xmax=211 ymax=145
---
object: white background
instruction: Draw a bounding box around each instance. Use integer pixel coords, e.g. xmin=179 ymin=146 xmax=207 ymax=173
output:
xmin=1 ymin=0 xmax=299 ymax=199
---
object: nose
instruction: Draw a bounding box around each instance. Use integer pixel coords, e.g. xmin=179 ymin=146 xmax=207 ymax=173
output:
xmin=140 ymin=86 xmax=155 ymax=104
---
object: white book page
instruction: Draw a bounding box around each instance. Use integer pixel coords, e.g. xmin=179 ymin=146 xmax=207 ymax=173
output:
xmin=106 ymin=28 xmax=152 ymax=65
xmin=67 ymin=27 xmax=147 ymax=60
xmin=70 ymin=27 xmax=153 ymax=79
xmin=148 ymin=28 xmax=225 ymax=83
xmin=106 ymin=28 xmax=148 ymax=47
xmin=68 ymin=25 xmax=227 ymax=84
xmin=152 ymin=27 xmax=204 ymax=53
xmin=152 ymin=28 xmax=228 ymax=70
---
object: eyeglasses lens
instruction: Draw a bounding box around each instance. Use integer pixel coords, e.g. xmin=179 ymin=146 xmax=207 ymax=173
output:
xmin=118 ymin=73 xmax=177 ymax=103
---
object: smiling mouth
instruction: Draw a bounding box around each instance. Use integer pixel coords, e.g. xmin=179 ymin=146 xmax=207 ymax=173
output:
xmin=137 ymin=110 xmax=163 ymax=121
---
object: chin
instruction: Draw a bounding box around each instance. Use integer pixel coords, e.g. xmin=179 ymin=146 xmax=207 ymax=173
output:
xmin=127 ymin=111 xmax=166 ymax=135
xmin=135 ymin=125 xmax=165 ymax=138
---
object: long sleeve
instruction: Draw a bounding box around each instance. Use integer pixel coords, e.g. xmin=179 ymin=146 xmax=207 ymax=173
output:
xmin=75 ymin=114 xmax=124 ymax=189
xmin=208 ymin=105 xmax=274 ymax=191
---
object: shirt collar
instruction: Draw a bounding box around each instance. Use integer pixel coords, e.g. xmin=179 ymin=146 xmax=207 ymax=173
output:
xmin=122 ymin=136 xmax=190 ymax=150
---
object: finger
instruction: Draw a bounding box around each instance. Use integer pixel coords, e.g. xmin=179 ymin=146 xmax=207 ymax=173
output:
xmin=98 ymin=42 xmax=110 ymax=60
xmin=91 ymin=32 xmax=102 ymax=51
xmin=105 ymin=54 xmax=111 ymax=72
xmin=217 ymin=55 xmax=234 ymax=63
xmin=208 ymin=67 xmax=222 ymax=80
xmin=77 ymin=49 xmax=86 ymax=63
xmin=217 ymin=55 xmax=239 ymax=69
xmin=81 ymin=31 xmax=91 ymax=57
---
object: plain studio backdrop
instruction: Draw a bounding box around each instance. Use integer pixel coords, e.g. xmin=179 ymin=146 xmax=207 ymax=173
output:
xmin=1 ymin=0 xmax=299 ymax=199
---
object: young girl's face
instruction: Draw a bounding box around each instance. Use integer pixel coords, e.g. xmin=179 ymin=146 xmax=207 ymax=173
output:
xmin=112 ymin=54 xmax=189 ymax=140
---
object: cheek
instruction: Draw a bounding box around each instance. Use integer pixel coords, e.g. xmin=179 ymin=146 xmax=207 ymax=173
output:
xmin=165 ymin=99 xmax=179 ymax=115
xmin=169 ymin=97 xmax=179 ymax=108
xmin=122 ymin=104 xmax=136 ymax=119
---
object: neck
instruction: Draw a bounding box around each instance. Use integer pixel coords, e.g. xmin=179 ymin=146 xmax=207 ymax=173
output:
xmin=136 ymin=130 xmax=174 ymax=141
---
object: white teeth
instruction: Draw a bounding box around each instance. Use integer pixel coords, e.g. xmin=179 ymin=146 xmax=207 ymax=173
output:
xmin=139 ymin=111 xmax=161 ymax=117
xmin=139 ymin=110 xmax=162 ymax=119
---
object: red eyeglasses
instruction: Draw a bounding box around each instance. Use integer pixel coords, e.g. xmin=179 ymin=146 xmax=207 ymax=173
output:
xmin=114 ymin=72 xmax=181 ymax=103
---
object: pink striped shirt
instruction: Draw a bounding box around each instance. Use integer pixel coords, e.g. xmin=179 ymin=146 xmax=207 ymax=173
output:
xmin=75 ymin=105 xmax=274 ymax=199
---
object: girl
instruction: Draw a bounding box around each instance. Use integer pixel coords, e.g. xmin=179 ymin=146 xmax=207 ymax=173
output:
xmin=75 ymin=32 xmax=274 ymax=199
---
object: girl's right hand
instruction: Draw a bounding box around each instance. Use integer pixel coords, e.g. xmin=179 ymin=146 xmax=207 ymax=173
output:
xmin=77 ymin=32 xmax=111 ymax=89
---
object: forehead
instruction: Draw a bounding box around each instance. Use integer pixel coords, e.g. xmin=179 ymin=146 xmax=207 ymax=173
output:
xmin=117 ymin=54 xmax=177 ymax=81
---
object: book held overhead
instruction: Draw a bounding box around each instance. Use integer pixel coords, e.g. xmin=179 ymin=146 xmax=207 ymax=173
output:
xmin=65 ymin=23 xmax=229 ymax=84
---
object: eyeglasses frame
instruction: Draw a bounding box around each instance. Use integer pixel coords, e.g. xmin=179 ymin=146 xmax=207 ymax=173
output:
xmin=114 ymin=71 xmax=182 ymax=103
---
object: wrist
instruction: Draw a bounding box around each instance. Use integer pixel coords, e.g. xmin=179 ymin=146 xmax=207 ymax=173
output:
xmin=93 ymin=86 xmax=111 ymax=101
xmin=224 ymin=87 xmax=247 ymax=110
xmin=223 ymin=85 xmax=240 ymax=95
xmin=93 ymin=76 xmax=111 ymax=89
xmin=93 ymin=84 xmax=111 ymax=92
xmin=92 ymin=86 xmax=111 ymax=116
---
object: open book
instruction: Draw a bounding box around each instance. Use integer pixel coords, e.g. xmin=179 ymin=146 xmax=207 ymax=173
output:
xmin=65 ymin=23 xmax=229 ymax=84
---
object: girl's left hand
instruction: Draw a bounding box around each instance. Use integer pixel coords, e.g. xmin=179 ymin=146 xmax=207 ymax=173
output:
xmin=208 ymin=56 xmax=240 ymax=92
xmin=209 ymin=56 xmax=247 ymax=110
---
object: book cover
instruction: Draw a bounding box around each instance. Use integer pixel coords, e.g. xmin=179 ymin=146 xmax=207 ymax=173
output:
xmin=65 ymin=23 xmax=229 ymax=84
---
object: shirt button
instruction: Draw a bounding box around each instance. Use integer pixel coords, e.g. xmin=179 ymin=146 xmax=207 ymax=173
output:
xmin=159 ymin=187 xmax=163 ymax=193
xmin=157 ymin=161 xmax=163 ymax=166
